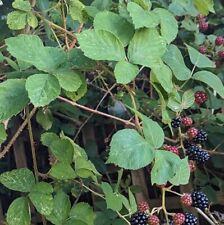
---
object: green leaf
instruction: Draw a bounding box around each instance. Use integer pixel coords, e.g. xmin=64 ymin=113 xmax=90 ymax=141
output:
xmin=151 ymin=150 xmax=181 ymax=185
xmin=69 ymin=0 xmax=87 ymax=23
xmin=65 ymin=75 xmax=87 ymax=101
xmin=193 ymin=71 xmax=224 ymax=98
xmin=0 ymin=124 xmax=7 ymax=144
xmin=68 ymin=48 xmax=96 ymax=70
xmin=108 ymin=129 xmax=154 ymax=170
xmin=186 ymin=44 xmax=216 ymax=68
xmin=154 ymin=8 xmax=178 ymax=44
xmin=6 ymin=197 xmax=31 ymax=225
xmin=77 ymin=30 xmax=125 ymax=61
xmin=91 ymin=0 xmax=112 ymax=11
xmin=0 ymin=52 xmax=4 ymax=62
xmin=128 ymin=28 xmax=166 ymax=68
xmin=114 ymin=61 xmax=139 ymax=84
xmin=53 ymin=69 xmax=82 ymax=92
xmin=181 ymin=89 xmax=195 ymax=109
xmin=49 ymin=139 xmax=74 ymax=163
xmin=7 ymin=11 xmax=27 ymax=30
xmin=25 ymin=74 xmax=61 ymax=107
xmin=0 ymin=168 xmax=35 ymax=192
xmin=69 ymin=202 xmax=96 ymax=225
xmin=94 ymin=11 xmax=134 ymax=47
xmin=128 ymin=188 xmax=137 ymax=214
xmin=27 ymin=13 xmax=38 ymax=28
xmin=41 ymin=132 xmax=60 ymax=147
xmin=170 ymin=157 xmax=190 ymax=185
xmin=36 ymin=108 xmax=53 ymax=130
xmin=46 ymin=190 xmax=71 ymax=225
xmin=151 ymin=61 xmax=173 ymax=93
xmin=127 ymin=2 xmax=159 ymax=29
xmin=29 ymin=182 xmax=53 ymax=216
xmin=167 ymin=95 xmax=182 ymax=112
xmin=163 ymin=44 xmax=191 ymax=80
xmin=12 ymin=0 xmax=31 ymax=11
xmin=141 ymin=115 xmax=164 ymax=149
xmin=6 ymin=35 xmax=66 ymax=72
xmin=49 ymin=162 xmax=76 ymax=180
xmin=75 ymin=156 xmax=101 ymax=178
xmin=193 ymin=0 xmax=215 ymax=15
xmin=101 ymin=182 xmax=123 ymax=211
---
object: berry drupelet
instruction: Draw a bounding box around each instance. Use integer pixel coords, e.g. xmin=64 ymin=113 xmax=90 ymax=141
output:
xmin=187 ymin=127 xmax=198 ymax=139
xmin=194 ymin=91 xmax=208 ymax=105
xmin=199 ymin=21 xmax=208 ymax=32
xmin=164 ymin=145 xmax=179 ymax=155
xmin=186 ymin=144 xmax=210 ymax=164
xmin=183 ymin=213 xmax=197 ymax=225
xmin=181 ymin=117 xmax=193 ymax=127
xmin=148 ymin=215 xmax=160 ymax=225
xmin=198 ymin=45 xmax=207 ymax=54
xmin=191 ymin=191 xmax=209 ymax=210
xmin=130 ymin=212 xmax=148 ymax=225
xmin=138 ymin=201 xmax=150 ymax=213
xmin=173 ymin=213 xmax=185 ymax=225
xmin=218 ymin=50 xmax=224 ymax=59
xmin=171 ymin=117 xmax=182 ymax=128
xmin=194 ymin=129 xmax=208 ymax=143
xmin=215 ymin=36 xmax=224 ymax=46
xmin=181 ymin=193 xmax=192 ymax=206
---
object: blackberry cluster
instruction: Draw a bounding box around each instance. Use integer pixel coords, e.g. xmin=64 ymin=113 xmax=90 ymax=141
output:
xmin=191 ymin=191 xmax=209 ymax=210
xmin=193 ymin=129 xmax=208 ymax=143
xmin=186 ymin=144 xmax=210 ymax=164
xmin=171 ymin=117 xmax=182 ymax=128
xmin=183 ymin=213 xmax=197 ymax=225
xmin=130 ymin=212 xmax=148 ymax=225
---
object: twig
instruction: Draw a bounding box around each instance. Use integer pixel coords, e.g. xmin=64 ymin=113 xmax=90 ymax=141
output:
xmin=58 ymin=96 xmax=135 ymax=127
xmin=196 ymin=208 xmax=216 ymax=225
xmin=164 ymin=136 xmax=179 ymax=144
xmin=116 ymin=211 xmax=131 ymax=225
xmin=0 ymin=108 xmax=37 ymax=159
xmin=35 ymin=12 xmax=77 ymax=39
xmin=205 ymin=150 xmax=224 ymax=156
xmin=26 ymin=107 xmax=39 ymax=182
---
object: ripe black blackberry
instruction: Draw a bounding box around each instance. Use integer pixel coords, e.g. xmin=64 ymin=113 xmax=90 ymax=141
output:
xmin=186 ymin=144 xmax=210 ymax=164
xmin=193 ymin=129 xmax=208 ymax=143
xmin=183 ymin=213 xmax=197 ymax=225
xmin=171 ymin=117 xmax=182 ymax=128
xmin=191 ymin=191 xmax=209 ymax=210
xmin=130 ymin=212 xmax=148 ymax=225
xmin=183 ymin=141 xmax=194 ymax=149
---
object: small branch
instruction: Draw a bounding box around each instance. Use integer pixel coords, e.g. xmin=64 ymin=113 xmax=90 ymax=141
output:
xmin=164 ymin=136 xmax=179 ymax=144
xmin=35 ymin=12 xmax=77 ymax=39
xmin=0 ymin=108 xmax=37 ymax=159
xmin=196 ymin=208 xmax=216 ymax=225
xmin=26 ymin=107 xmax=39 ymax=182
xmin=205 ymin=150 xmax=224 ymax=156
xmin=116 ymin=211 xmax=131 ymax=225
xmin=58 ymin=96 xmax=135 ymax=127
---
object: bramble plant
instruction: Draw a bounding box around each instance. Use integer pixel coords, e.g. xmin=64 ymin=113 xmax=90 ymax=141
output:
xmin=0 ymin=0 xmax=224 ymax=225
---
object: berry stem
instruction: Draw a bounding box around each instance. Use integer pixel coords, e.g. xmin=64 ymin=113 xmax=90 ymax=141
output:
xmin=164 ymin=188 xmax=183 ymax=197
xmin=196 ymin=208 xmax=216 ymax=225
xmin=162 ymin=188 xmax=169 ymax=224
xmin=205 ymin=209 xmax=219 ymax=225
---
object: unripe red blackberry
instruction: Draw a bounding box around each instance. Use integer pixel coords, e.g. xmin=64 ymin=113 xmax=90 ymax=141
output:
xmin=171 ymin=117 xmax=182 ymax=128
xmin=199 ymin=21 xmax=208 ymax=32
xmin=197 ymin=14 xmax=205 ymax=21
xmin=188 ymin=160 xmax=196 ymax=172
xmin=181 ymin=193 xmax=192 ymax=206
xmin=183 ymin=213 xmax=197 ymax=225
xmin=164 ymin=145 xmax=179 ymax=155
xmin=148 ymin=215 xmax=160 ymax=225
xmin=194 ymin=91 xmax=208 ymax=105
xmin=218 ymin=50 xmax=224 ymax=59
xmin=187 ymin=127 xmax=198 ymax=139
xmin=198 ymin=45 xmax=207 ymax=54
xmin=173 ymin=213 xmax=185 ymax=225
xmin=138 ymin=201 xmax=150 ymax=213
xmin=191 ymin=191 xmax=209 ymax=210
xmin=181 ymin=117 xmax=193 ymax=126
xmin=130 ymin=212 xmax=148 ymax=225
xmin=215 ymin=36 xmax=224 ymax=46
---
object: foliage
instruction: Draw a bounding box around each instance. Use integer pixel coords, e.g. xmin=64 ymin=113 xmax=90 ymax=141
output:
xmin=0 ymin=0 xmax=224 ymax=224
